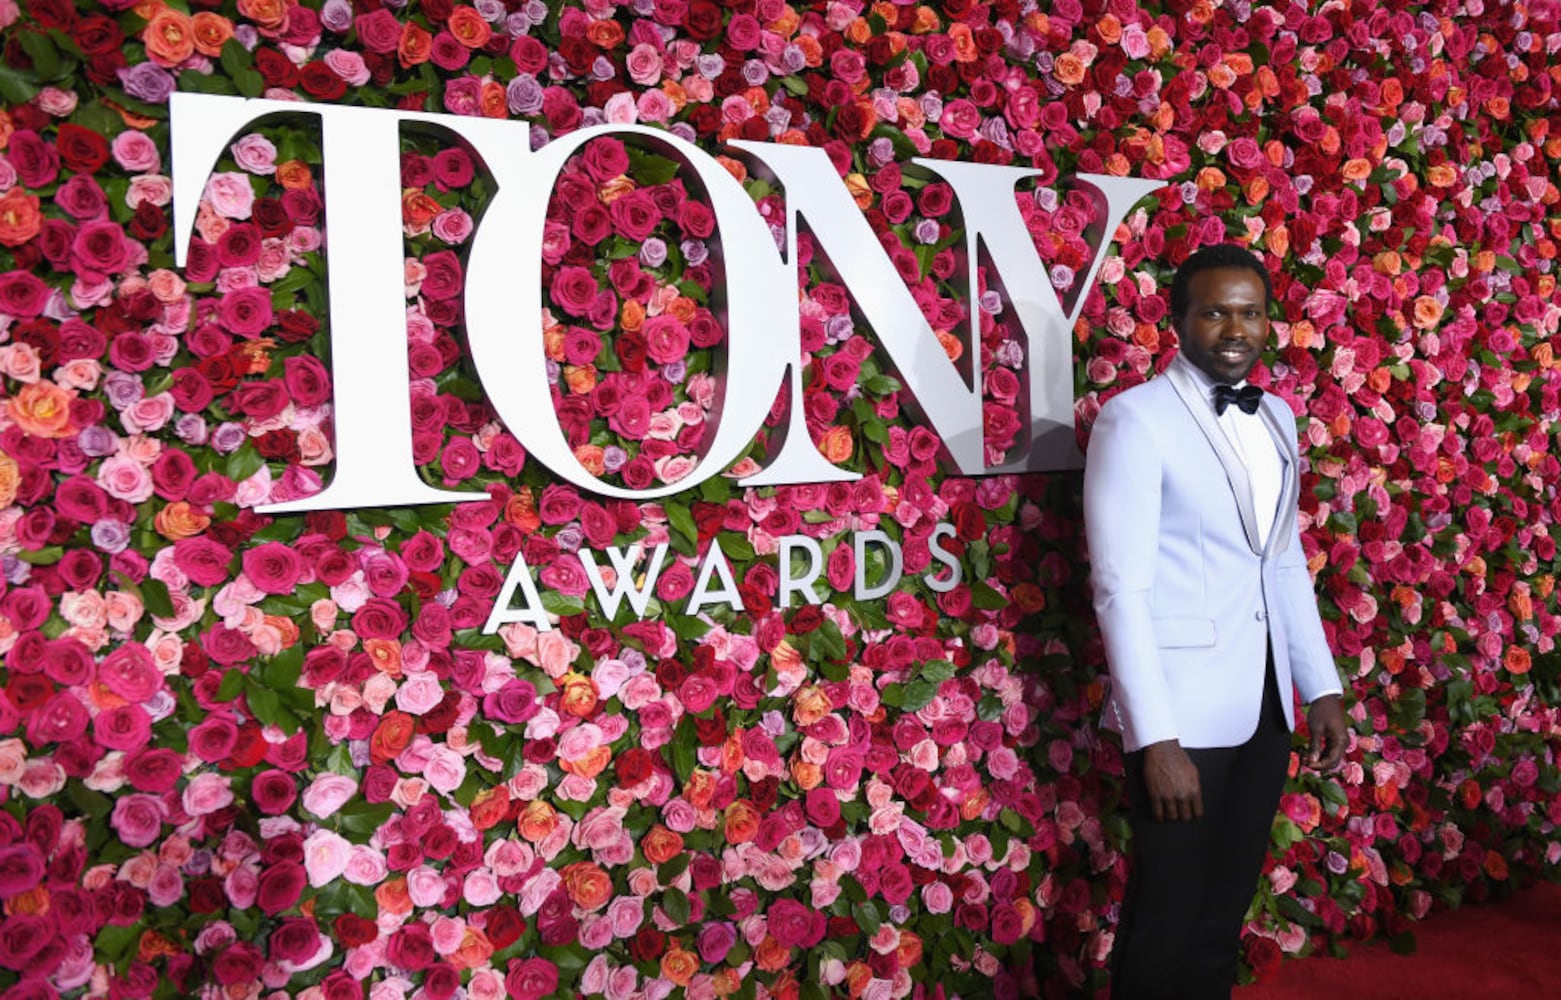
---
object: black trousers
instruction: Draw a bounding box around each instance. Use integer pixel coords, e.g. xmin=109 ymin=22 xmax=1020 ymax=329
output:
xmin=1110 ymin=652 xmax=1291 ymax=999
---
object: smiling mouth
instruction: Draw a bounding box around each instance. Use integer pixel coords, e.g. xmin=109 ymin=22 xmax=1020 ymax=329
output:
xmin=1214 ymin=345 xmax=1251 ymax=363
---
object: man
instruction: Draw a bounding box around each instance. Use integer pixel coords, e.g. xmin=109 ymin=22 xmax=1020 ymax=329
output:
xmin=1083 ymin=244 xmax=1349 ymax=998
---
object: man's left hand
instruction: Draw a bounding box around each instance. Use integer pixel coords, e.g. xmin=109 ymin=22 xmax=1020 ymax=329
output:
xmin=1305 ymin=694 xmax=1348 ymax=771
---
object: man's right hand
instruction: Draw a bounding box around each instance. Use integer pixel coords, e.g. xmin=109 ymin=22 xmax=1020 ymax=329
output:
xmin=1142 ymin=740 xmax=1203 ymax=822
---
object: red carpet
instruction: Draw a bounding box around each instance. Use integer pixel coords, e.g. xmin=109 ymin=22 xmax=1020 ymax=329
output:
xmin=1235 ymin=882 xmax=1561 ymax=1000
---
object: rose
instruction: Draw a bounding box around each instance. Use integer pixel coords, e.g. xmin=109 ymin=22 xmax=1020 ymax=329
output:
xmin=301 ymin=773 xmax=359 ymax=819
xmin=173 ymin=536 xmax=234 ymax=586
xmin=505 ymin=958 xmax=559 ymax=1000
xmin=108 ymin=795 xmax=166 ymax=849
xmin=256 ymin=861 xmax=306 ymax=915
xmin=219 ymin=287 xmax=274 ymax=337
xmin=251 ymin=769 xmax=298 ymax=815
xmin=484 ymin=679 xmax=540 ymax=724
xmin=242 ymin=542 xmax=304 ymax=594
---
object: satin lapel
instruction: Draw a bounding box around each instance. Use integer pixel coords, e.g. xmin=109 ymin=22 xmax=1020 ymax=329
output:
xmin=1163 ymin=357 xmax=1263 ymax=555
xmin=1259 ymin=397 xmax=1298 ymax=558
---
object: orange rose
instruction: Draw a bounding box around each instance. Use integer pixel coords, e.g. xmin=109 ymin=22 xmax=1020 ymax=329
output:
xmin=403 ymin=190 xmax=442 ymax=230
xmin=143 ymin=10 xmax=196 ymax=67
xmin=723 ymin=799 xmax=760 ymax=844
xmin=792 ymin=685 xmax=832 ymax=726
xmin=584 ymin=19 xmax=624 ymax=49
xmin=399 ymin=22 xmax=433 ymax=68
xmin=561 ymin=744 xmax=612 ymax=779
xmin=447 ymin=6 xmax=493 ymax=48
xmin=8 ymin=382 xmax=76 ymax=438
xmin=574 ymin=445 xmax=606 ymax=476
xmin=1504 ymin=647 xmax=1532 ymax=675
xmin=451 ymin=927 xmax=494 ymax=970
xmin=154 ymin=501 xmax=212 ymax=540
xmin=620 ymin=299 xmax=646 ymax=332
xmin=948 ymin=23 xmax=978 ymax=62
xmin=661 ymin=948 xmax=699 ymax=986
xmin=683 ymin=769 xmax=715 ymax=810
xmin=641 ymin=825 xmax=685 ymax=865
xmin=557 ymin=672 xmax=599 ymax=717
xmin=276 ymin=161 xmax=313 ymax=190
xmin=0 ymin=454 xmax=20 ymax=508
xmin=790 ymin=759 xmax=822 ymax=790
xmin=518 ymin=800 xmax=558 ymax=843
xmin=1052 ymin=53 xmax=1086 ymax=86
xmin=563 ymin=365 xmax=598 ymax=395
xmin=896 ymin=930 xmax=923 ymax=969
xmin=190 ymin=12 xmax=234 ymax=57
xmin=364 ymin=637 xmax=403 ymax=677
xmin=376 ymin=877 xmax=413 ymax=916
xmin=560 ymin=861 xmax=612 ymax=910
xmin=818 ymin=425 xmax=854 ymax=464
xmin=754 ymin=936 xmax=792 ymax=972
xmin=237 ymin=0 xmax=288 ymax=29
xmin=0 ymin=189 xmax=42 ymax=247
xmin=470 ymin=786 xmax=511 ymax=831
xmin=481 ymin=80 xmax=507 ymax=119
xmin=370 ymin=711 xmax=415 ymax=763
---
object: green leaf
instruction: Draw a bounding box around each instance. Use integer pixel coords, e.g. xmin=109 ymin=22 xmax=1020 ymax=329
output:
xmin=66 ymin=781 xmax=112 ymax=820
xmin=139 ymin=577 xmax=176 ymax=618
xmin=920 ymin=660 xmax=957 ymax=682
xmin=0 ymin=63 xmax=40 ymax=104
xmin=626 ymin=146 xmax=681 ymax=186
xmin=662 ymin=887 xmax=691 ymax=926
xmin=667 ymin=504 xmax=698 ymax=546
xmin=540 ymin=590 xmax=585 ymax=616
xmin=668 ymin=717 xmax=698 ymax=782
xmin=853 ymin=900 xmax=882 ymax=936
xmin=657 ymin=852 xmax=692 ymax=883
xmin=900 ymin=677 xmax=939 ymax=712
xmin=215 ymin=669 xmax=245 ymax=702
xmin=969 ymin=582 xmax=1008 ymax=610
xmin=814 ymin=619 xmax=847 ymax=661
xmin=15 ymin=546 xmax=62 ymax=565
xmin=18 ymin=31 xmax=61 ymax=82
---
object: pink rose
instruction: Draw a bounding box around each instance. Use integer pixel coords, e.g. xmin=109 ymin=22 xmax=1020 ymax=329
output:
xmin=109 ymin=794 xmax=167 ymax=849
xmin=204 ymin=173 xmax=255 ymax=219
xmin=505 ymin=958 xmax=559 ymax=1000
xmin=550 ymin=265 xmax=599 ymax=317
xmin=303 ymin=830 xmax=351 ymax=887
xmin=301 ymin=774 xmax=358 ymax=819
xmin=173 ymin=536 xmax=235 ymax=587
xmin=641 ymin=315 xmax=689 ymax=364
xmin=219 ymin=286 xmax=274 ymax=337
xmin=182 ymin=772 xmax=234 ymax=816
xmin=242 ymin=541 xmax=304 ymax=594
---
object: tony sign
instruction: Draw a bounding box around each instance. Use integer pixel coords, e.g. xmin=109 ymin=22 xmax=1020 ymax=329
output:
xmin=169 ymin=94 xmax=1162 ymax=513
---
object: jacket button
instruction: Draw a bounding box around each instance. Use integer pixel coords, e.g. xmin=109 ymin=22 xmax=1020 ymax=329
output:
xmin=1255 ymin=609 xmax=1267 ymax=621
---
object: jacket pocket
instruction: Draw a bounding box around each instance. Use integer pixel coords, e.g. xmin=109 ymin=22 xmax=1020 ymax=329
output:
xmin=1151 ymin=615 xmax=1217 ymax=649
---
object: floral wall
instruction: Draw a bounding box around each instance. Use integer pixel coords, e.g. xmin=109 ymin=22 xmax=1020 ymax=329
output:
xmin=0 ymin=1 xmax=1558 ymax=999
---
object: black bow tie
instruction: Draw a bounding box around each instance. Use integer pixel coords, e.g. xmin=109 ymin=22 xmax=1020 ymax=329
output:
xmin=1213 ymin=384 xmax=1264 ymax=415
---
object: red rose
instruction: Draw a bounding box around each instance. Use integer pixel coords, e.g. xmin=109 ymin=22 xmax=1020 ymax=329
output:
xmin=54 ymin=124 xmax=110 ymax=174
xmin=505 ymin=958 xmax=559 ymax=1000
xmin=254 ymin=47 xmax=299 ymax=89
xmin=254 ymin=861 xmax=306 ymax=916
xmin=333 ymin=913 xmax=378 ymax=948
xmin=267 ymin=918 xmax=321 ymax=964
xmin=682 ymin=0 xmax=723 ymax=40
xmin=229 ymin=379 xmax=288 ymax=419
xmin=298 ymin=61 xmax=346 ymax=100
xmin=73 ymin=15 xmax=123 ymax=55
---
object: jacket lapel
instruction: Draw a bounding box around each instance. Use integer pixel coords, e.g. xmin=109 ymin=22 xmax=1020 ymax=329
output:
xmin=1258 ymin=398 xmax=1297 ymax=558
xmin=1164 ymin=356 xmax=1263 ymax=556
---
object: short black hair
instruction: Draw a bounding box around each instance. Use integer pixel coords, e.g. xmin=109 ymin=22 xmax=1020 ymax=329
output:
xmin=1169 ymin=244 xmax=1273 ymax=328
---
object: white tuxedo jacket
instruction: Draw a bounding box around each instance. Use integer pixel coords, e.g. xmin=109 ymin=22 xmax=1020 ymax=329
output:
xmin=1083 ymin=354 xmax=1342 ymax=752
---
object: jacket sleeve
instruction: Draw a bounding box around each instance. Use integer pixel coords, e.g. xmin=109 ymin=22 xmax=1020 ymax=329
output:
xmin=1274 ymin=503 xmax=1344 ymax=704
xmin=1083 ymin=395 xmax=1178 ymax=751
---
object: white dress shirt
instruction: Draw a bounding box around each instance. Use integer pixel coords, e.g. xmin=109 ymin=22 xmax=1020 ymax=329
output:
xmin=1183 ymin=364 xmax=1283 ymax=549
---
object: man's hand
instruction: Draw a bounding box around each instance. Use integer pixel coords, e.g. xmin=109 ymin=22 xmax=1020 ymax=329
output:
xmin=1142 ymin=740 xmax=1202 ymax=822
xmin=1305 ymin=694 xmax=1348 ymax=771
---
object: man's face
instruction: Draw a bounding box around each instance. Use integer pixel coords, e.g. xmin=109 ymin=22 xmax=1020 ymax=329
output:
xmin=1175 ymin=267 xmax=1269 ymax=385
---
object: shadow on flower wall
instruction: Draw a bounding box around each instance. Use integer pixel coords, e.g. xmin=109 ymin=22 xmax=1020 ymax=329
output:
xmin=0 ymin=1 xmax=1559 ymax=999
